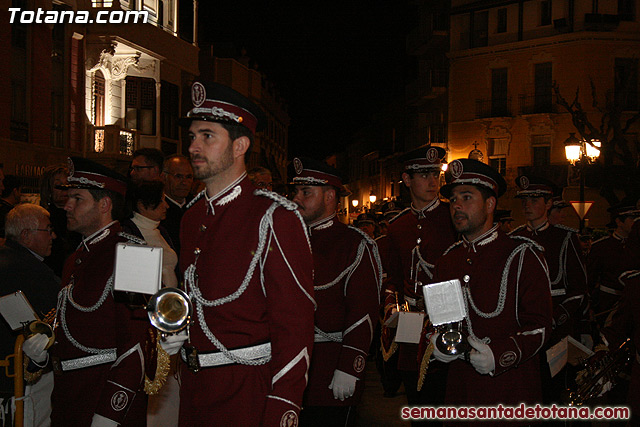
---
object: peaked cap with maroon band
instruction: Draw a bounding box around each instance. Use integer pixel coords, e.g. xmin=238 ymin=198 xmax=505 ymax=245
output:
xmin=440 ymin=158 xmax=506 ymax=199
xmin=179 ymin=81 xmax=266 ymax=134
xmin=56 ymin=157 xmax=128 ymax=196
xmin=400 ymin=146 xmax=447 ymax=172
xmin=607 ymin=199 xmax=640 ymax=219
xmin=289 ymin=157 xmax=351 ymax=196
xmin=514 ymin=175 xmax=557 ymax=199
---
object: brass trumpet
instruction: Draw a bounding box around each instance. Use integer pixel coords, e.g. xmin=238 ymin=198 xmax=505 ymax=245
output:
xmin=565 ymin=339 xmax=632 ymax=406
xmin=24 ymin=320 xmax=55 ymax=350
xmin=147 ymin=287 xmax=193 ymax=335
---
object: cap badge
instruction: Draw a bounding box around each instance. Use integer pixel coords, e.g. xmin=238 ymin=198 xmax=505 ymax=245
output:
xmin=450 ymin=159 xmax=463 ymax=179
xmin=67 ymin=157 xmax=75 ymax=177
xmin=520 ymin=176 xmax=530 ymax=189
xmin=192 ymin=82 xmax=206 ymax=108
xmin=426 ymin=147 xmax=439 ymax=163
xmin=293 ymin=157 xmax=304 ymax=175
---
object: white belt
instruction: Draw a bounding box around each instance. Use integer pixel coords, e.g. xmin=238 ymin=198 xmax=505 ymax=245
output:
xmin=599 ymin=285 xmax=623 ymax=296
xmin=314 ymin=332 xmax=343 ymax=343
xmin=59 ymin=350 xmax=117 ymax=372
xmin=180 ymin=343 xmax=271 ymax=368
xmin=551 ymin=288 xmax=567 ymax=297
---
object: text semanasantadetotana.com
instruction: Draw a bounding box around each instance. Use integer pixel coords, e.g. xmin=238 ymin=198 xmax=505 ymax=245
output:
xmin=8 ymin=8 xmax=148 ymax=24
xmin=401 ymin=404 xmax=630 ymax=421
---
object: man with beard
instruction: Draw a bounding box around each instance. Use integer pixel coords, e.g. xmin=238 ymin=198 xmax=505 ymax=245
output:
xmin=290 ymin=157 xmax=382 ymax=426
xmin=381 ymin=146 xmax=457 ymax=416
xmin=424 ymin=159 xmax=552 ymax=410
xmin=161 ymin=154 xmax=194 ymax=255
xmin=176 ymin=82 xmax=315 ymax=426
xmin=50 ymin=157 xmax=167 ymax=427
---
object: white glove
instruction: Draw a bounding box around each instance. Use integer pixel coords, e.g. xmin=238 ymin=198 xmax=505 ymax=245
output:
xmin=468 ymin=336 xmax=495 ymax=375
xmin=90 ymin=413 xmax=119 ymax=427
xmin=22 ymin=333 xmax=49 ymax=364
xmin=160 ymin=331 xmax=188 ymax=356
xmin=328 ymin=369 xmax=358 ymax=401
xmin=430 ymin=333 xmax=461 ymax=363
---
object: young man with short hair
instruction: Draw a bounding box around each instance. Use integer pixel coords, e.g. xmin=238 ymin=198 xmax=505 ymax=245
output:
xmin=130 ymin=148 xmax=164 ymax=182
xmin=381 ymin=147 xmax=457 ymax=414
xmin=177 ymin=81 xmax=315 ymax=426
xmin=426 ymin=159 xmax=552 ymax=406
xmin=291 ymin=157 xmax=381 ymax=426
xmin=588 ymin=201 xmax=640 ymax=325
xmin=50 ymin=157 xmax=166 ymax=427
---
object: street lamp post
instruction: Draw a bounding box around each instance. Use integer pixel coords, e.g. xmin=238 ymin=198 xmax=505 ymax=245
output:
xmin=564 ymin=132 xmax=601 ymax=232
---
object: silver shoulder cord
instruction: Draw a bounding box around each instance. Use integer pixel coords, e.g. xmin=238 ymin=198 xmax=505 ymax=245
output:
xmin=57 ymin=275 xmax=116 ymax=355
xmin=463 ymin=243 xmax=530 ymax=344
xmin=183 ymin=203 xmax=280 ymax=366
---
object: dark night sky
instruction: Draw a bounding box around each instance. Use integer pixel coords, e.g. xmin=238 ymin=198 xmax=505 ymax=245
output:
xmin=198 ymin=1 xmax=408 ymax=159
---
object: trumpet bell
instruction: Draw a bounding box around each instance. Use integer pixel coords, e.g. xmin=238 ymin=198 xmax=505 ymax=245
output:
xmin=147 ymin=288 xmax=193 ymax=334
xmin=28 ymin=321 xmax=55 ymax=350
xmin=436 ymin=327 xmax=469 ymax=356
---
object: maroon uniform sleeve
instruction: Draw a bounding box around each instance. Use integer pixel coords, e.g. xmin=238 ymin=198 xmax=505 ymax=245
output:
xmin=382 ymin=232 xmax=403 ymax=315
xmin=553 ymin=233 xmax=588 ymax=336
xmin=261 ymin=207 xmax=315 ymax=426
xmin=490 ymin=245 xmax=553 ymax=376
xmin=91 ymin=302 xmax=154 ymax=422
xmin=336 ymin=235 xmax=382 ymax=379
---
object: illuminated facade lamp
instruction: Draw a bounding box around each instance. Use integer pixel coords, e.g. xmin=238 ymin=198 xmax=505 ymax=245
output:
xmin=369 ymin=193 xmax=377 ymax=204
xmin=586 ymin=139 xmax=601 ymax=160
xmin=352 ymin=199 xmax=359 ymax=208
xmin=563 ymin=133 xmax=582 ymax=165
xmin=441 ymin=162 xmax=448 ymax=171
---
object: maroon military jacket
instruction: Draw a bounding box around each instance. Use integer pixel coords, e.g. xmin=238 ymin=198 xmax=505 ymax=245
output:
xmin=432 ymin=225 xmax=553 ymax=405
xmin=179 ymin=175 xmax=315 ymax=427
xmin=588 ymin=232 xmax=628 ymax=294
xmin=52 ymin=221 xmax=153 ymax=426
xmin=602 ymin=270 xmax=640 ymax=417
xmin=304 ymin=214 xmax=382 ymax=406
xmin=510 ymin=221 xmax=587 ymax=343
xmin=382 ymin=199 xmax=457 ymax=370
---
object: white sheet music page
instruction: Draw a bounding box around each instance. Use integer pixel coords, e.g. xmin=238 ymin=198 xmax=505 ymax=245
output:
xmin=114 ymin=243 xmax=163 ymax=295
xmin=422 ymin=279 xmax=467 ymax=326
xmin=0 ymin=291 xmax=38 ymax=331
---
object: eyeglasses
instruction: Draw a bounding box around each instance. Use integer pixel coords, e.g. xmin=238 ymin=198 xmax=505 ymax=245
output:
xmin=164 ymin=171 xmax=194 ymax=181
xmin=129 ymin=165 xmax=157 ymax=172
xmin=29 ymin=226 xmax=54 ymax=235
xmin=255 ymin=182 xmax=273 ymax=189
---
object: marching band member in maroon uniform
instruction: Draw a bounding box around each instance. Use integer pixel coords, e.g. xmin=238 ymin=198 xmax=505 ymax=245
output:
xmin=291 ymin=157 xmax=382 ymax=426
xmin=510 ymin=175 xmax=588 ymax=404
xmin=178 ymin=82 xmax=315 ymax=426
xmin=51 ymin=157 xmax=161 ymax=427
xmin=601 ymin=270 xmax=640 ymax=424
xmin=588 ymin=201 xmax=639 ymax=326
xmin=427 ymin=159 xmax=552 ymax=407
xmin=510 ymin=175 xmax=587 ymax=346
xmin=381 ymin=147 xmax=457 ymax=411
